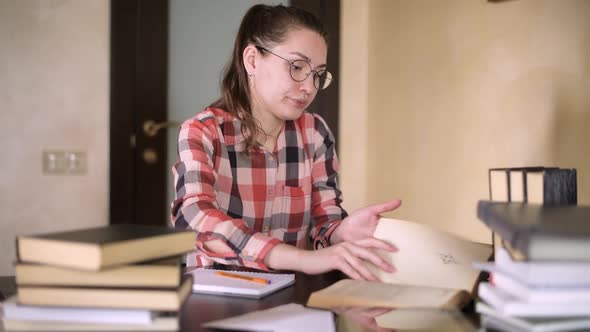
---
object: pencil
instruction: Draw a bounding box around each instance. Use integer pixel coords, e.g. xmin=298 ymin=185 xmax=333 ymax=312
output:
xmin=215 ymin=271 xmax=271 ymax=285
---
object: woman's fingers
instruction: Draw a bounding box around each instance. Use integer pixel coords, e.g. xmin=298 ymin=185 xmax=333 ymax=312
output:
xmin=369 ymin=199 xmax=402 ymax=215
xmin=356 ymin=237 xmax=398 ymax=252
xmin=342 ymin=250 xmax=378 ymax=281
xmin=331 ymin=243 xmax=392 ymax=280
xmin=327 ymin=244 xmax=375 ymax=280
xmin=311 ymin=238 xmax=399 ymax=279
xmin=343 ymin=242 xmax=395 ymax=275
xmin=351 ymin=237 xmax=398 ymax=272
xmin=334 ymin=255 xmax=363 ymax=280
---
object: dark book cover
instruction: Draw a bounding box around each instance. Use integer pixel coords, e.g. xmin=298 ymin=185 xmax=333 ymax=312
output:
xmin=477 ymin=201 xmax=590 ymax=259
xmin=19 ymin=224 xmax=192 ymax=244
xmin=528 ymin=168 xmax=577 ymax=205
xmin=16 ymin=224 xmax=195 ymax=270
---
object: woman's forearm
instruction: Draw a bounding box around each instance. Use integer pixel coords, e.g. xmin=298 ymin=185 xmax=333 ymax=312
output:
xmin=264 ymin=243 xmax=303 ymax=271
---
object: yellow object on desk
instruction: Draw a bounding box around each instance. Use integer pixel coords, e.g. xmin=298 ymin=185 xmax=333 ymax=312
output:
xmin=215 ymin=271 xmax=271 ymax=285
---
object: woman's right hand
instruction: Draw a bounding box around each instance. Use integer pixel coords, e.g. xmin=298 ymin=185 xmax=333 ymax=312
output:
xmin=266 ymin=238 xmax=397 ymax=281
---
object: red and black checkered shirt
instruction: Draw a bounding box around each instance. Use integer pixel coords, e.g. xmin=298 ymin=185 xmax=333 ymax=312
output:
xmin=171 ymin=107 xmax=348 ymax=270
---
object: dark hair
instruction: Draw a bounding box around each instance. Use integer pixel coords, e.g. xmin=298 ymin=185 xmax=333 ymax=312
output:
xmin=210 ymin=4 xmax=328 ymax=151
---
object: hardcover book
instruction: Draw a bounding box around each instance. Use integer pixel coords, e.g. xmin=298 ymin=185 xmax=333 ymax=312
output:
xmin=15 ymin=257 xmax=182 ymax=288
xmin=477 ymin=201 xmax=590 ymax=261
xmin=2 ymin=296 xmax=154 ymax=324
xmin=487 ymin=166 xmax=576 ymax=259
xmin=16 ymin=277 xmax=192 ymax=311
xmin=16 ymin=224 xmax=195 ymax=271
xmin=474 ymin=248 xmax=590 ymax=287
xmin=2 ymin=314 xmax=178 ymax=332
xmin=477 ymin=283 xmax=590 ymax=317
xmin=477 ymin=301 xmax=590 ymax=332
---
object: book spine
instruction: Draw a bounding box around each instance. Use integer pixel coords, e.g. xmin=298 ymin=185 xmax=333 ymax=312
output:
xmin=488 ymin=168 xmax=510 ymax=257
xmin=543 ymin=169 xmax=577 ymax=205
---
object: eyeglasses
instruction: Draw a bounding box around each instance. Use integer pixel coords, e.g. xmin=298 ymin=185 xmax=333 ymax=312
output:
xmin=255 ymin=46 xmax=333 ymax=90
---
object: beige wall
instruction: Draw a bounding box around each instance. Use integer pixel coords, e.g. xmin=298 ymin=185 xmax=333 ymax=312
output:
xmin=0 ymin=0 xmax=110 ymax=274
xmin=341 ymin=0 xmax=590 ymax=243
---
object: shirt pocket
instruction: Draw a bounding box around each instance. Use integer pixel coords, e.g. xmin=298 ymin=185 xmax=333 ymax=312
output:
xmin=273 ymin=182 xmax=312 ymax=235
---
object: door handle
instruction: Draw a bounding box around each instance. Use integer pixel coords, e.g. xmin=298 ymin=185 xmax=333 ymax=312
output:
xmin=142 ymin=120 xmax=180 ymax=137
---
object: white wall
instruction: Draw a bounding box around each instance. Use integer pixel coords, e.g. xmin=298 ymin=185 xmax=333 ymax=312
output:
xmin=0 ymin=0 xmax=110 ymax=275
xmin=341 ymin=0 xmax=590 ymax=243
xmin=166 ymin=0 xmax=286 ymax=219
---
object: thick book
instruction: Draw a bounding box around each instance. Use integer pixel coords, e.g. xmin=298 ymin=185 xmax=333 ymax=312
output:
xmin=368 ymin=308 xmax=476 ymax=331
xmin=16 ymin=277 xmax=192 ymax=311
xmin=1 ymin=295 xmax=154 ymax=324
xmin=189 ymin=268 xmax=295 ymax=299
xmin=490 ymin=271 xmax=590 ymax=303
xmin=478 ymin=282 xmax=590 ymax=317
xmin=487 ymin=166 xmax=575 ymax=259
xmin=477 ymin=200 xmax=590 ymax=261
xmin=477 ymin=301 xmax=590 ymax=332
xmin=1 ymin=313 xmax=178 ymax=331
xmin=307 ymin=279 xmax=470 ymax=310
xmin=474 ymin=248 xmax=590 ymax=287
xmin=16 ymin=224 xmax=195 ymax=271
xmin=15 ymin=257 xmax=182 ymax=288
xmin=307 ymin=218 xmax=492 ymax=310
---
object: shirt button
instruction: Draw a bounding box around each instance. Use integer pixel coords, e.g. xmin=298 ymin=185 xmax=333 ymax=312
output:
xmin=267 ymin=189 xmax=273 ymax=196
xmin=262 ymin=225 xmax=270 ymax=232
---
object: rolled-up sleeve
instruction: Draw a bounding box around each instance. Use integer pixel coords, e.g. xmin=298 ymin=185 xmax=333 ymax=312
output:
xmin=171 ymin=117 xmax=280 ymax=270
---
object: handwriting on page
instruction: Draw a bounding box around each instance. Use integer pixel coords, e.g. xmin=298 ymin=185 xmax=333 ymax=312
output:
xmin=438 ymin=253 xmax=459 ymax=265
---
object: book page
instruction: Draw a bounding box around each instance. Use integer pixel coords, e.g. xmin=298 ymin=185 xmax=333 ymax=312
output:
xmin=308 ymin=279 xmax=463 ymax=309
xmin=369 ymin=218 xmax=492 ymax=292
xmin=203 ymin=303 xmax=335 ymax=332
xmin=375 ymin=308 xmax=475 ymax=331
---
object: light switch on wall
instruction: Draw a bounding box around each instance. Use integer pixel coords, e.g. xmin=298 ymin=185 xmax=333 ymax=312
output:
xmin=42 ymin=150 xmax=87 ymax=175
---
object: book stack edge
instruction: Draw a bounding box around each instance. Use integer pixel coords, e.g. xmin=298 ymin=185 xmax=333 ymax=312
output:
xmin=2 ymin=224 xmax=195 ymax=331
xmin=475 ymin=167 xmax=588 ymax=331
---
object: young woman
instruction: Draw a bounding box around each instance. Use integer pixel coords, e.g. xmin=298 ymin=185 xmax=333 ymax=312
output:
xmin=171 ymin=4 xmax=401 ymax=281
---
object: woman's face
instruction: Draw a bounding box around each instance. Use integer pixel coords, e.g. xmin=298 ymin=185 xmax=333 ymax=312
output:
xmin=249 ymin=28 xmax=328 ymax=122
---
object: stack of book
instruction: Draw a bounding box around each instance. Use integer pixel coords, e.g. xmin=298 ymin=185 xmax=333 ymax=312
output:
xmin=2 ymin=224 xmax=196 ymax=331
xmin=474 ymin=200 xmax=590 ymax=332
xmin=487 ymin=166 xmax=577 ymax=256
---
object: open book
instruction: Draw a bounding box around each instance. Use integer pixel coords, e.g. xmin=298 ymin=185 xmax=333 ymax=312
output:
xmin=307 ymin=218 xmax=492 ymax=309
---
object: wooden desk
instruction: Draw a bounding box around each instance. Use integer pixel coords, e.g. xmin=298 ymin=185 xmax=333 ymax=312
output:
xmin=1 ymin=273 xmax=479 ymax=331
xmin=180 ymin=271 xmax=341 ymax=331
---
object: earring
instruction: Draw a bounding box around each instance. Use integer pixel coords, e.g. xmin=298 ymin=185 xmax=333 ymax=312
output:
xmin=248 ymin=73 xmax=255 ymax=88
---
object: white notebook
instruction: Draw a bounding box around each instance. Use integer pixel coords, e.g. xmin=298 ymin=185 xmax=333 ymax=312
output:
xmin=189 ymin=268 xmax=295 ymax=299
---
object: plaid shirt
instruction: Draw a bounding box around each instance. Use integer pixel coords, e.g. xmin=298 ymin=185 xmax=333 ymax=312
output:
xmin=171 ymin=107 xmax=348 ymax=270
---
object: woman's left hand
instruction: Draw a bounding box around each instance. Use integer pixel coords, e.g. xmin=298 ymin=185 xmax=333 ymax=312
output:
xmin=331 ymin=199 xmax=402 ymax=244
